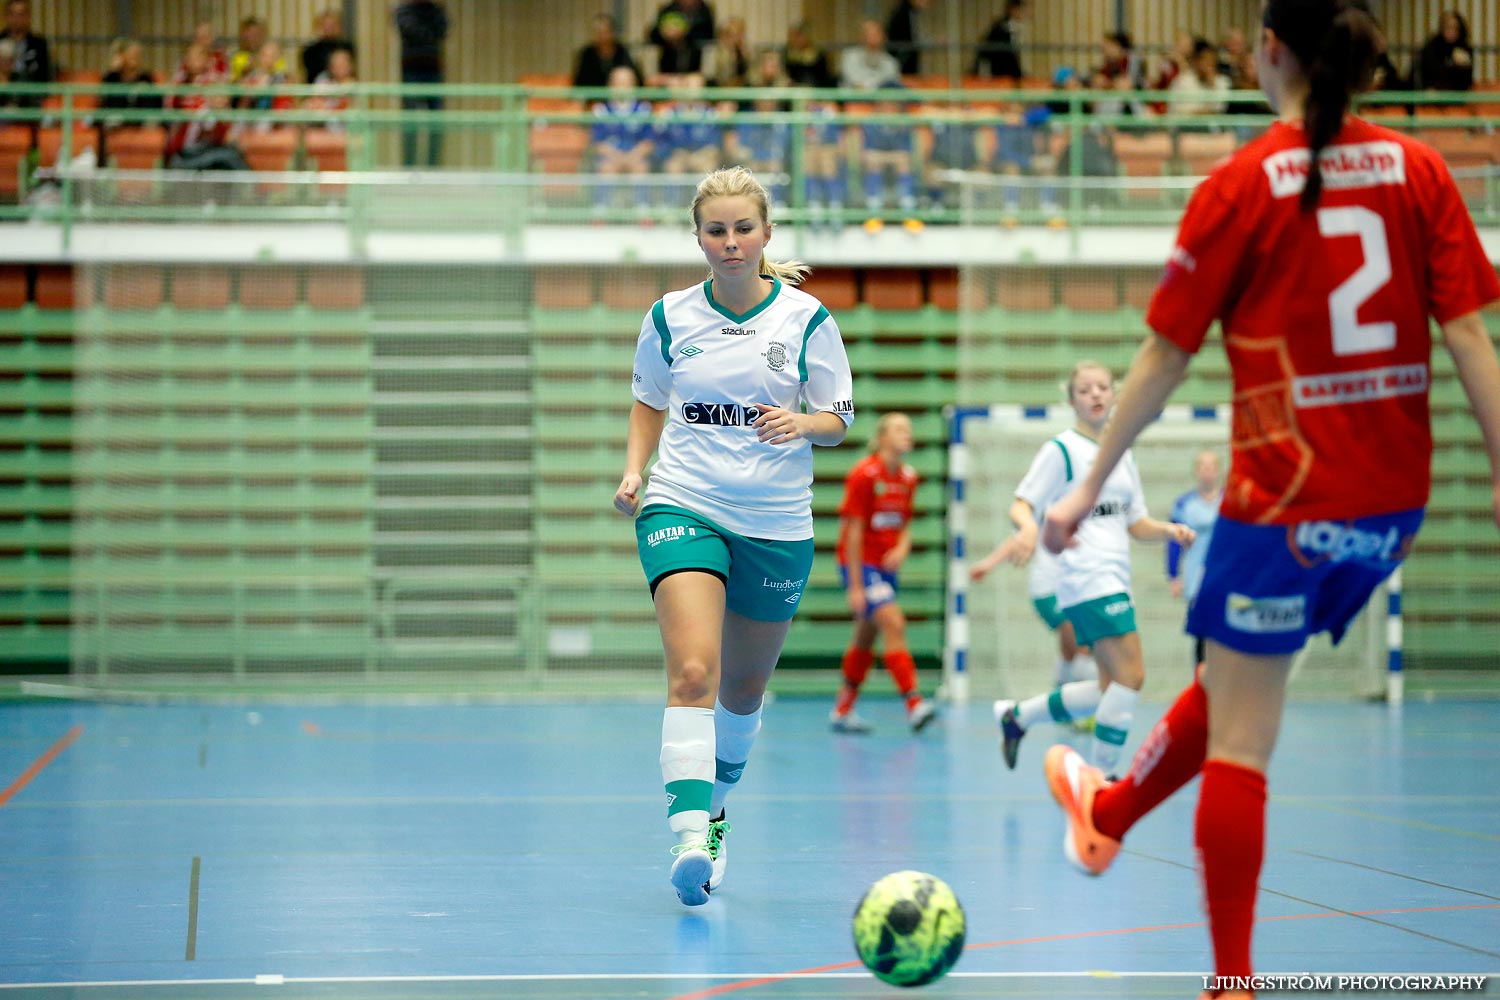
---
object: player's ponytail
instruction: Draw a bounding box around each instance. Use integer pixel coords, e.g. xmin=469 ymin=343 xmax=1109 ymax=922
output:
xmin=691 ymin=166 xmax=811 ymax=285
xmin=1265 ymin=0 xmax=1380 ymax=212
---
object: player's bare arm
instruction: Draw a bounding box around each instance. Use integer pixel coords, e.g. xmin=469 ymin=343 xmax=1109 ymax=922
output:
xmin=1441 ymin=309 xmax=1500 ymax=529
xmin=614 ymin=400 xmax=666 ymax=516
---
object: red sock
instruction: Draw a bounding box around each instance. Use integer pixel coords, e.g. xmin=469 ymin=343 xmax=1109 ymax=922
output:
xmin=1092 ymin=676 xmax=1208 ymax=840
xmin=883 ymin=648 xmax=921 ymax=708
xmin=1196 ymin=760 xmax=1267 ymax=981
xmin=836 ymin=647 xmax=875 ymax=714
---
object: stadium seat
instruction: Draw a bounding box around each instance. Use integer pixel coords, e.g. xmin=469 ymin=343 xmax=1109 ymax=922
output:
xmin=102 ymin=266 xmax=164 ymax=310
xmin=306 ymin=267 xmax=366 ymax=310
xmin=105 ymin=125 xmax=165 ymax=168
xmin=993 ymin=275 xmax=1053 ymax=311
xmin=1122 ymin=269 xmax=1160 ymax=311
xmin=303 ymin=128 xmax=348 ymax=173
xmin=928 ymin=268 xmax=986 ymax=310
xmin=533 ymin=268 xmax=596 ymax=309
xmin=1059 ymin=269 xmax=1119 ymax=311
xmin=41 ymin=70 xmax=102 ymax=113
xmin=1176 ymin=131 xmax=1237 ymax=177
xmin=171 ymin=266 xmax=232 ymax=311
xmin=529 ymin=123 xmax=590 ymax=174
xmin=1113 ymin=130 xmax=1173 ymax=178
xmin=36 ymin=124 xmax=97 ymax=169
xmin=237 ymin=128 xmax=298 ymax=189
xmin=0 ymin=265 xmax=26 ymax=308
xmin=601 ymin=266 xmax=661 ymax=311
xmin=863 ymin=268 xmax=923 ymax=310
xmin=520 ymin=73 xmax=582 ymax=114
xmin=34 ymin=266 xmax=74 ymax=309
xmin=799 ymin=267 xmax=858 ymax=310
xmin=0 ymin=124 xmax=30 ymax=200
xmin=238 ymin=269 xmax=300 ymax=309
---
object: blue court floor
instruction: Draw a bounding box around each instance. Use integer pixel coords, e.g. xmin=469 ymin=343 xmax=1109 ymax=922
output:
xmin=0 ymin=695 xmax=1496 ymax=999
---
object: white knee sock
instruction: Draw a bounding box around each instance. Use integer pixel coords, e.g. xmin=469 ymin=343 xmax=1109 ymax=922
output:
xmin=711 ymin=699 xmax=761 ymax=817
xmin=1015 ymin=680 xmax=1101 ymax=730
xmin=1091 ymin=682 xmax=1139 ymax=774
xmin=661 ymin=706 xmax=715 ymax=844
xmin=1069 ymin=653 xmax=1099 ymax=683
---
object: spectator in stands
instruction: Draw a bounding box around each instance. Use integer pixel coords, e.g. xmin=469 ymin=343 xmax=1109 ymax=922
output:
xmin=842 ymin=21 xmax=901 ymax=91
xmin=395 ymin=0 xmax=449 ymax=167
xmin=301 ymin=8 xmax=353 ymax=87
xmin=729 ymin=86 xmax=792 ymax=203
xmin=1418 ymin=10 xmax=1473 ymax=92
xmin=654 ymin=13 xmax=702 ymax=79
xmin=784 ymin=22 xmax=834 ymax=89
xmin=1096 ymin=31 xmax=1141 ymax=87
xmin=1371 ymin=32 xmax=1409 ymax=93
xmin=803 ymin=98 xmax=848 ymax=228
xmin=1152 ymin=30 xmax=1193 ymax=95
xmin=657 ymin=73 xmax=722 ymax=192
xmin=751 ymin=46 xmax=790 ymax=90
xmin=857 ymin=85 xmax=920 ymax=233
xmin=1217 ymin=28 xmax=1255 ymax=90
xmin=885 ymin=0 xmax=929 ymax=77
xmin=238 ymin=40 xmax=293 ymax=127
xmin=974 ymin=0 xmax=1026 ymax=80
xmin=228 ymin=16 xmax=275 ymax=83
xmin=703 ymin=16 xmax=752 ymax=88
xmin=189 ymin=22 xmax=228 ymax=77
xmin=306 ymin=47 xmax=356 ymax=129
xmin=648 ymin=0 xmax=716 ymax=62
xmin=166 ymin=43 xmax=247 ymax=171
xmin=4 ymin=0 xmax=52 ymax=107
xmin=923 ymin=101 xmax=987 ymax=211
xmin=1170 ymin=38 xmax=1230 ymax=117
xmin=100 ymin=38 xmax=162 ymax=131
xmin=0 ymin=38 xmax=12 ymax=96
xmin=573 ymin=13 xmax=639 ymax=90
xmin=590 ymin=65 xmax=655 ymax=220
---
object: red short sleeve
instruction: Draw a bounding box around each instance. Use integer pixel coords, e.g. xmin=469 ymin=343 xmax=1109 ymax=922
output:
xmin=839 ymin=465 xmax=874 ymax=521
xmin=1146 ymin=178 xmax=1247 ymax=354
xmin=1424 ymin=157 xmax=1500 ymax=324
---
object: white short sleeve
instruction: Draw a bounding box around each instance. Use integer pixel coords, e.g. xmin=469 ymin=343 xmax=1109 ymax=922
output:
xmin=1015 ymin=440 xmax=1068 ymax=512
xmin=1124 ymin=453 xmax=1149 ymax=525
xmin=631 ymin=304 xmax=671 ymax=410
xmin=798 ymin=308 xmax=854 ymax=426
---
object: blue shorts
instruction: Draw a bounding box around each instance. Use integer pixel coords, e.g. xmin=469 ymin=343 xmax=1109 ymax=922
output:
xmin=1187 ymin=508 xmax=1424 ymax=655
xmin=839 ymin=564 xmax=899 ymax=619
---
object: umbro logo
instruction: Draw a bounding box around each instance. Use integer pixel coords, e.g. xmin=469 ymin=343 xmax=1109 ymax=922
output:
xmin=680 ymin=346 xmax=703 ymax=357
xmin=784 ymin=593 xmax=801 ymax=604
xmin=665 ymin=791 xmax=677 ymax=807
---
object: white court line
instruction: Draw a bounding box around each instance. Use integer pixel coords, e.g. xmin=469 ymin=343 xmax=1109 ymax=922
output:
xmin=7 ymin=971 xmax=1494 ymax=988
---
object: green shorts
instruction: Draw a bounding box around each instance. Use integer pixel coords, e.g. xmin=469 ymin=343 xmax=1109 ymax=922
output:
xmin=1031 ymin=594 xmax=1066 ymax=630
xmin=635 ymin=504 xmax=814 ymax=623
xmin=1062 ymin=592 xmax=1137 ymax=646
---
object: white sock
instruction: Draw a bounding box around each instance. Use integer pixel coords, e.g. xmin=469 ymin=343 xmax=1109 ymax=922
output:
xmin=1091 ymin=683 xmax=1139 ymax=774
xmin=661 ymin=706 xmax=715 ymax=844
xmin=1070 ymin=653 xmax=1099 ymax=683
xmin=1051 ymin=656 xmax=1071 ymax=686
xmin=1015 ymin=680 xmax=1101 ymax=730
xmin=711 ymin=699 xmax=761 ymax=817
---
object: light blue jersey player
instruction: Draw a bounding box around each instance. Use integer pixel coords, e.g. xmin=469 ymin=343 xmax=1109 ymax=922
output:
xmin=614 ymin=167 xmax=854 ymax=908
xmin=1166 ymin=449 xmax=1223 ymax=665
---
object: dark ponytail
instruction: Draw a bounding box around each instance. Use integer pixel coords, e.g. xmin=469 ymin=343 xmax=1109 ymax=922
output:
xmin=1264 ymin=0 xmax=1380 ymax=211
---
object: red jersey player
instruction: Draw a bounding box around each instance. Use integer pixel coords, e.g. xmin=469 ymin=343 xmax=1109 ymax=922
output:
xmin=830 ymin=413 xmax=938 ymax=733
xmin=1038 ymin=2 xmax=1500 ymax=998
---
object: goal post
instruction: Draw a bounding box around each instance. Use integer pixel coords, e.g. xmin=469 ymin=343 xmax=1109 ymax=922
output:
xmin=944 ymin=404 xmax=1392 ymax=704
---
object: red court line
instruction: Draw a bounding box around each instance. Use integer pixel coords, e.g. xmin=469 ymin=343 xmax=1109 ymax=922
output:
xmin=662 ymin=903 xmax=1500 ymax=1000
xmin=0 ymin=723 xmax=84 ymax=808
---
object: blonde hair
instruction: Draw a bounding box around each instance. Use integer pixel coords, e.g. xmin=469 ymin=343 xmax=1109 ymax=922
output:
xmin=691 ymin=166 xmax=810 ymax=285
xmin=867 ymin=412 xmax=911 ymax=453
xmin=1063 ymin=359 xmax=1114 ymax=400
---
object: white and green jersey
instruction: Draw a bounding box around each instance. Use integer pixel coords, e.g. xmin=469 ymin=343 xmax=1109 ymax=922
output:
xmin=1014 ymin=428 xmax=1147 ymax=609
xmin=632 ymin=277 xmax=854 ymax=540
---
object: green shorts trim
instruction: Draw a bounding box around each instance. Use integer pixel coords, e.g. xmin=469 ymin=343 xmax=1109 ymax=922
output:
xmin=635 ymin=504 xmax=814 ymax=622
xmin=1062 ymin=592 xmax=1137 ymax=646
xmin=1031 ymin=594 xmax=1066 ymax=630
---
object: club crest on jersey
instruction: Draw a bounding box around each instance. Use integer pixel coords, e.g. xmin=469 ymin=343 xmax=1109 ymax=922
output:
xmin=762 ymin=341 xmax=789 ymax=372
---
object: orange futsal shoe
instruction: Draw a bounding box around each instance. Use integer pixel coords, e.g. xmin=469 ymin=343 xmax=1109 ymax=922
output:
xmin=1043 ymin=744 xmax=1120 ymax=877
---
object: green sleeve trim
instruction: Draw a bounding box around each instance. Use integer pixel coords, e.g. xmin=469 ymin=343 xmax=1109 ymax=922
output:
xmin=798 ymin=305 xmax=829 ymax=383
xmin=652 ymin=299 xmax=671 ymax=365
xmin=1051 ymin=438 xmax=1073 ymax=482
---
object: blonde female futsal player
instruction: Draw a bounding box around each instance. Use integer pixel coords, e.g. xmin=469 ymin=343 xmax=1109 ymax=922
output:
xmin=613 ymin=166 xmax=855 ymax=906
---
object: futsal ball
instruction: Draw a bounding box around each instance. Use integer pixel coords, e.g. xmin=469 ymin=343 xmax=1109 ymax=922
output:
xmin=852 ymin=870 xmax=966 ymax=987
